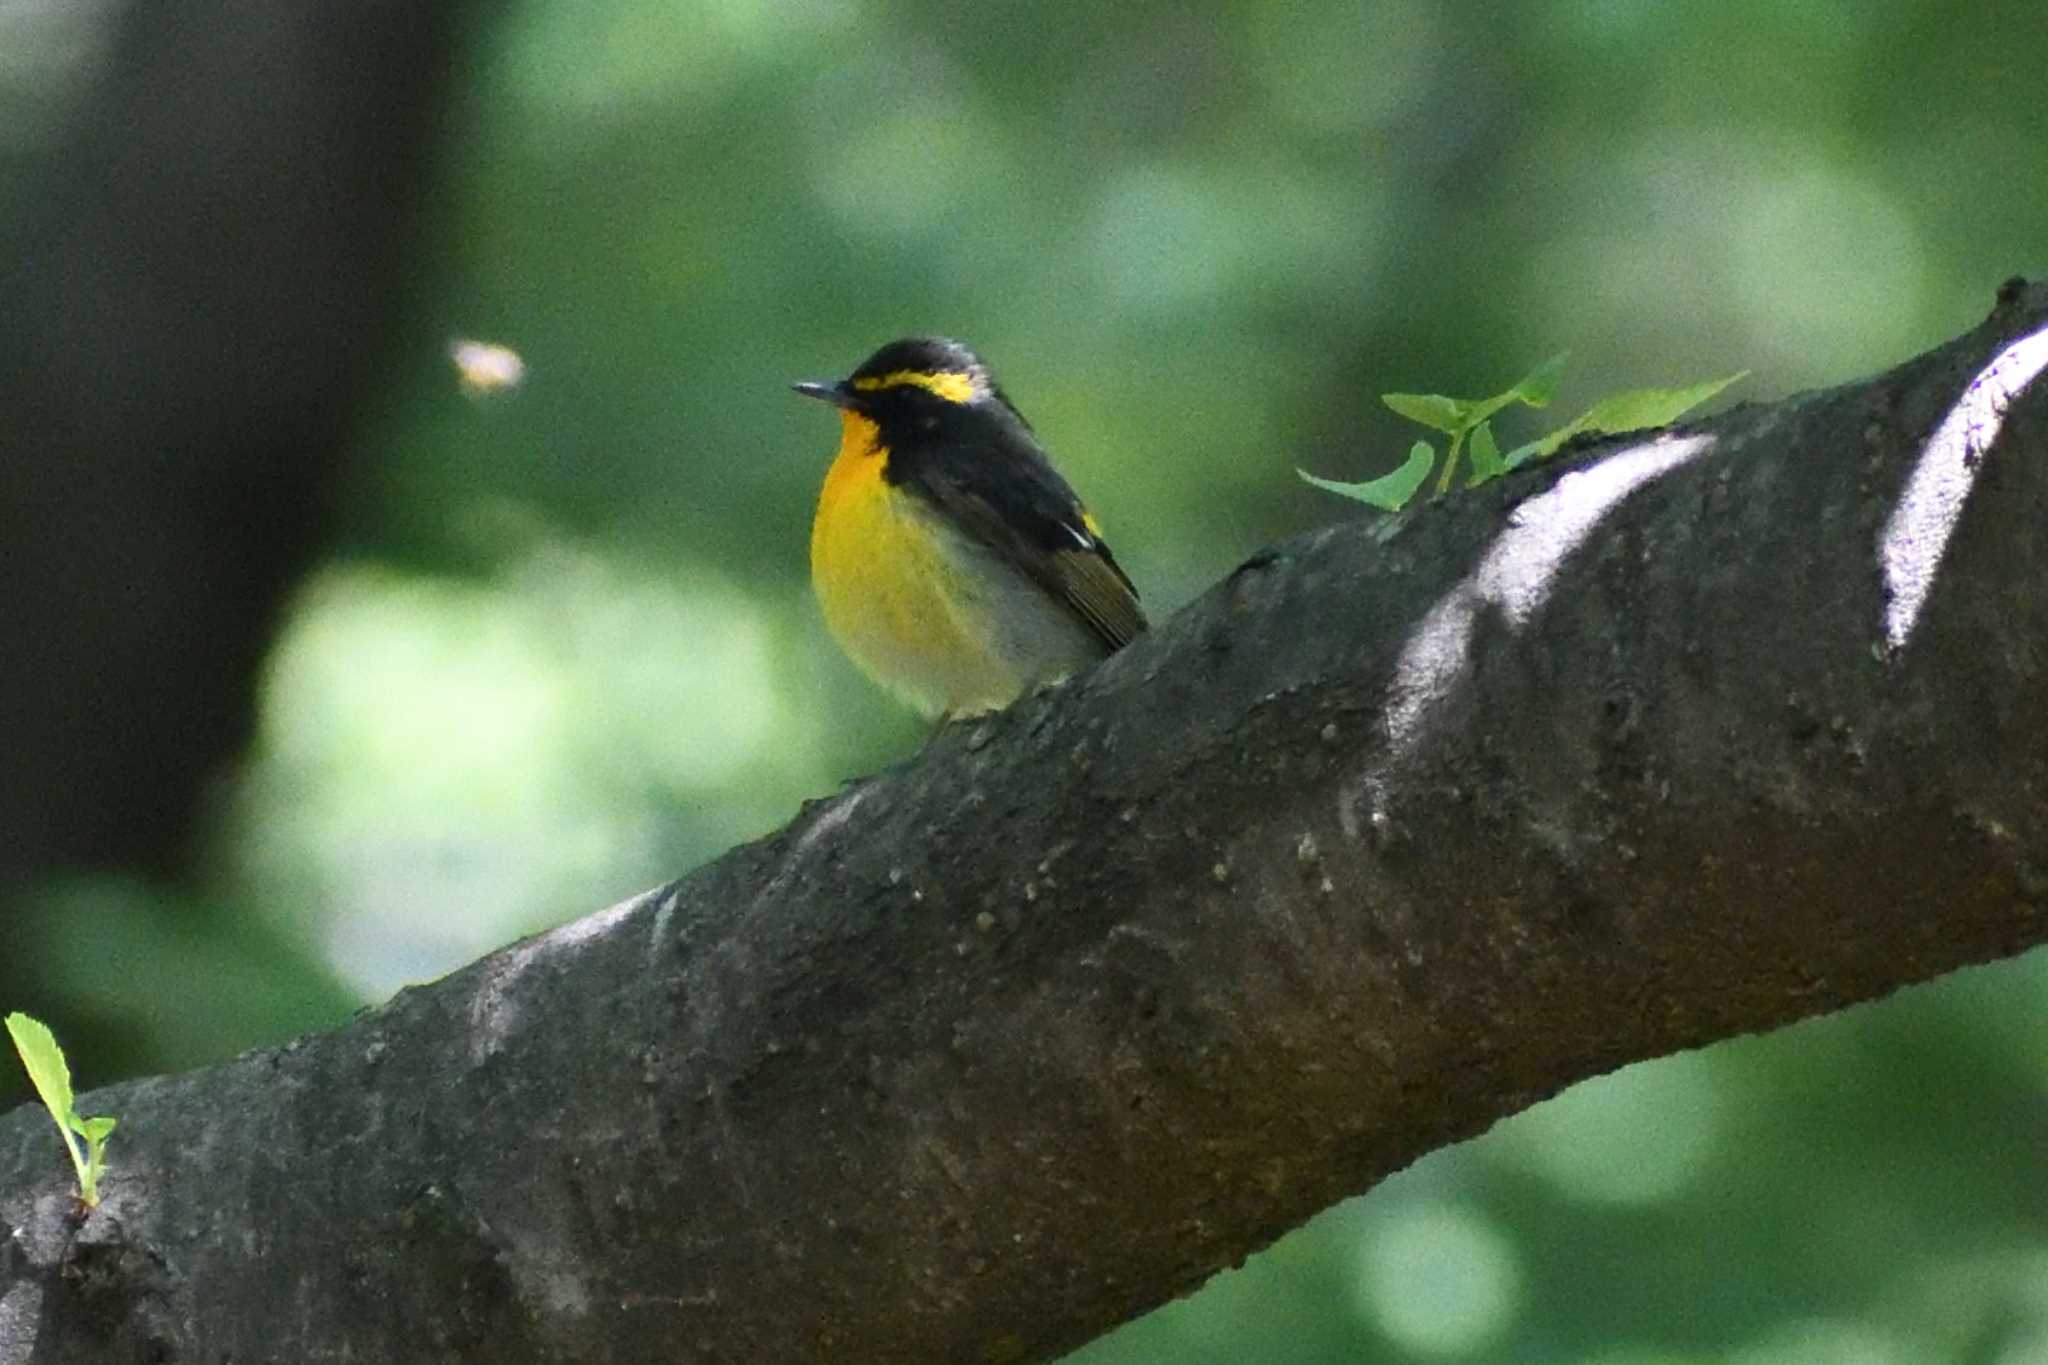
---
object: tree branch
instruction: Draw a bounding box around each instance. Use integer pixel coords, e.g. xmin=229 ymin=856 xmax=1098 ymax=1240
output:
xmin=6 ymin=281 xmax=2048 ymax=1365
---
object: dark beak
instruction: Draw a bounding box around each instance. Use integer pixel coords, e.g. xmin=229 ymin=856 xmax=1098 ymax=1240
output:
xmin=792 ymin=380 xmax=859 ymax=410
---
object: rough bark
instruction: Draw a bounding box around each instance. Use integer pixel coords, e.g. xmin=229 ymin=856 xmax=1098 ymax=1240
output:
xmin=4 ymin=281 xmax=2048 ymax=1365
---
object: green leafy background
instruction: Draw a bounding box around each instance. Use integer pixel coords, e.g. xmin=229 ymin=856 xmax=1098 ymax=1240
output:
xmin=7 ymin=2 xmax=2048 ymax=1360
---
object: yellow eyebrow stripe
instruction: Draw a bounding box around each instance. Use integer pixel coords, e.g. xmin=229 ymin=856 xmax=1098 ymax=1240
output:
xmin=850 ymin=369 xmax=980 ymax=404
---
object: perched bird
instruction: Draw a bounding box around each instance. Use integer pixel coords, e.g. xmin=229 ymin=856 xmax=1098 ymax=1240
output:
xmin=796 ymin=336 xmax=1146 ymax=720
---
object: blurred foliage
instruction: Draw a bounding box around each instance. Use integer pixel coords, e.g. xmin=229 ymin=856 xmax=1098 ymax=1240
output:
xmin=5 ymin=0 xmax=2047 ymax=1359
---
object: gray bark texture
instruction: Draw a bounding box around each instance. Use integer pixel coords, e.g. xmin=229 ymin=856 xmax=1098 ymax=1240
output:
xmin=5 ymin=280 xmax=2048 ymax=1364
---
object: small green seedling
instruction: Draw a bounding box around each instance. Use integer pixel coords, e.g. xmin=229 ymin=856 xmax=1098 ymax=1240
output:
xmin=6 ymin=1011 xmax=116 ymax=1207
xmin=1301 ymin=354 xmax=1745 ymax=511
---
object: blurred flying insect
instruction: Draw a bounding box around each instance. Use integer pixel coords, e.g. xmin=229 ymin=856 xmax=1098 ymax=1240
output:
xmin=450 ymin=338 xmax=526 ymax=397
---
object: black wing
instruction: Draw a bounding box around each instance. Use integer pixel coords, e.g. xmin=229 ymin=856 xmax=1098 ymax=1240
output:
xmin=899 ymin=432 xmax=1147 ymax=652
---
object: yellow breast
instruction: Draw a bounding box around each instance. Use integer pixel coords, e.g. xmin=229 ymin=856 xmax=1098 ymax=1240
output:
xmin=810 ymin=412 xmax=1073 ymax=719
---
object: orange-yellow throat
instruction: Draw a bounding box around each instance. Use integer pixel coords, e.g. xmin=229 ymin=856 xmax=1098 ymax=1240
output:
xmin=809 ymin=410 xmax=1104 ymax=719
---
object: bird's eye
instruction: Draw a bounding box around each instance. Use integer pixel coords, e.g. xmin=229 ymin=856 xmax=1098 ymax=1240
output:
xmin=919 ymin=415 xmax=939 ymax=431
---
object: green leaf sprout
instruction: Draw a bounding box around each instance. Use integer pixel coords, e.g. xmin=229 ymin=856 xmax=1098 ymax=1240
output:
xmin=6 ymin=1011 xmax=117 ymax=1207
xmin=1302 ymin=355 xmax=1744 ymax=511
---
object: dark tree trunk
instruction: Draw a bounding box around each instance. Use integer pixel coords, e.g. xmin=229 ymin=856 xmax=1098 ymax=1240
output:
xmin=0 ymin=0 xmax=471 ymax=1089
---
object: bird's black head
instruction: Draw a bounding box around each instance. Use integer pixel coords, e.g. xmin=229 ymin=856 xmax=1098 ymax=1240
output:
xmin=793 ymin=336 xmax=1030 ymax=435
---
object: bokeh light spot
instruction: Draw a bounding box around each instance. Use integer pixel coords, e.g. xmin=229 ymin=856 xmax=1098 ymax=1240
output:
xmin=1493 ymin=1050 xmax=1725 ymax=1206
xmin=1353 ymin=1202 xmax=1522 ymax=1355
xmin=237 ymin=543 xmax=817 ymax=996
